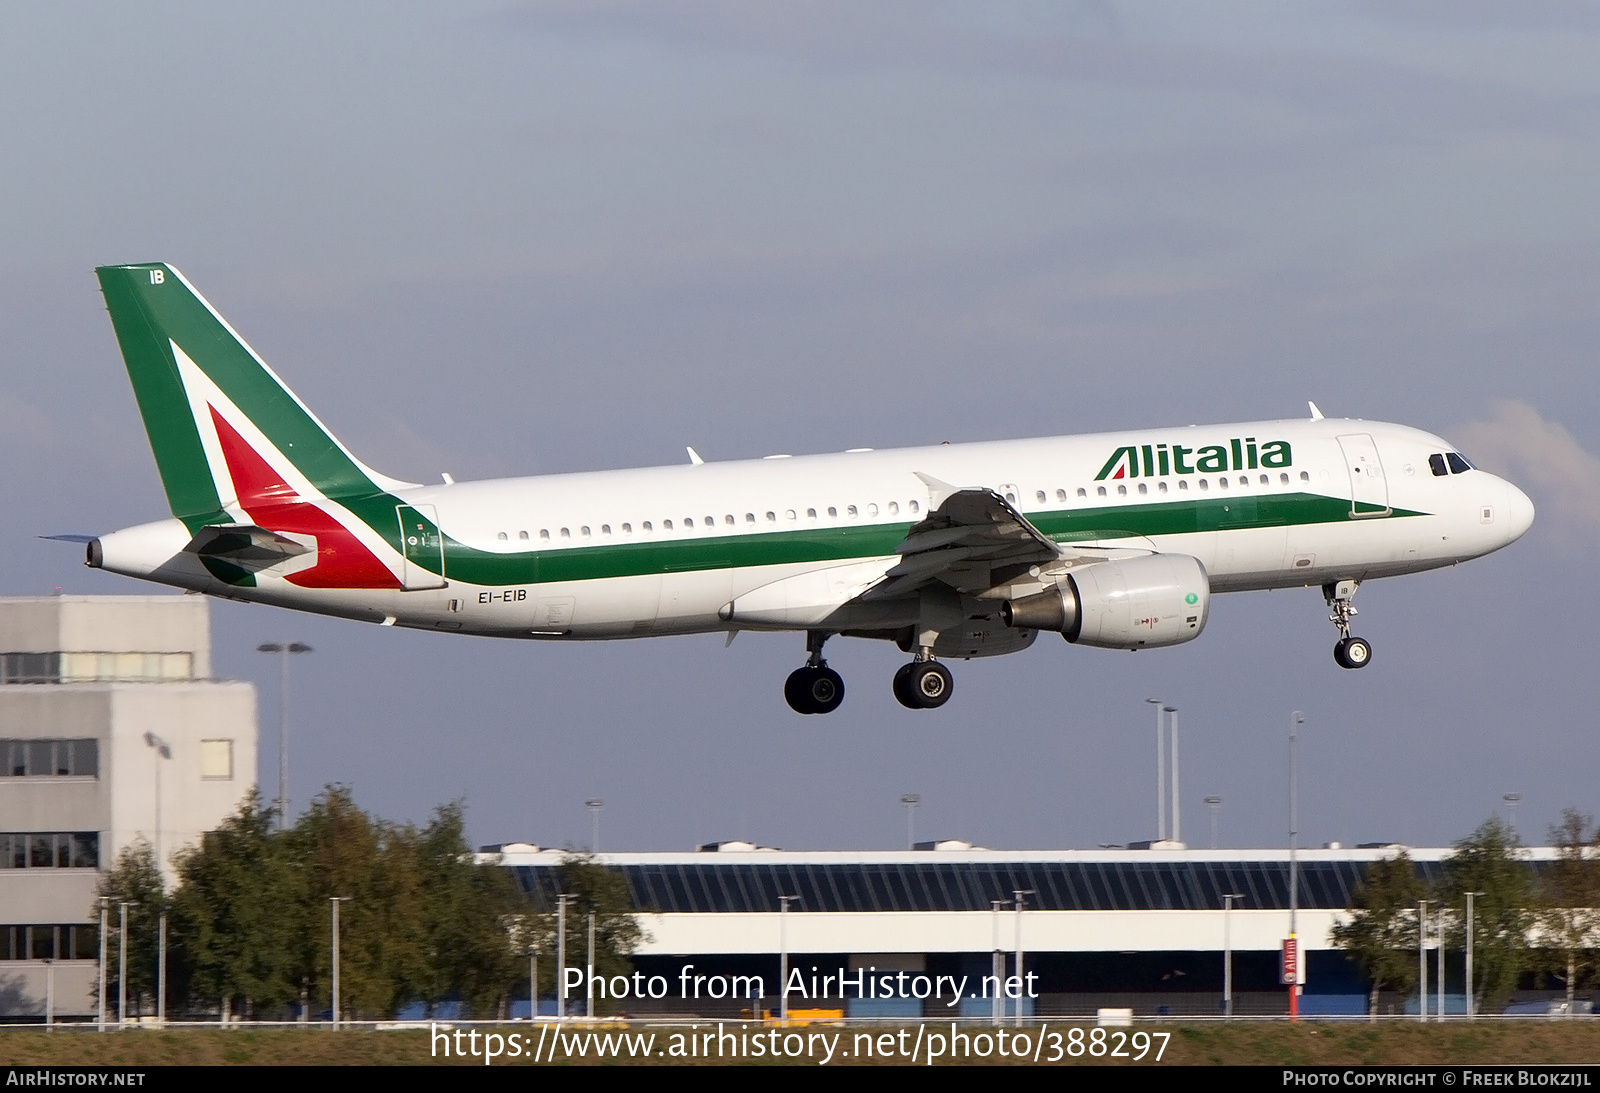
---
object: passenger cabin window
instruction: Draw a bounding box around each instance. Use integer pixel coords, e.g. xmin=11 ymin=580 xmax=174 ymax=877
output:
xmin=1198 ymin=479 xmax=1209 ymax=491
xmin=828 ymin=507 xmax=838 ymax=517
xmin=518 ymin=530 xmax=529 ymax=540
xmin=581 ymin=526 xmax=591 ymax=537
xmin=601 ymin=525 xmax=611 ymax=536
xmin=1116 ymin=485 xmax=1127 ymax=496
xmin=539 ymin=529 xmax=550 ymax=540
xmin=663 ymin=520 xmax=673 ymax=530
xmin=643 ymin=521 xmax=653 ymax=532
xmin=909 ymin=501 xmax=919 ymax=514
xmin=1158 ymin=481 xmax=1169 ymax=493
xmin=1446 ymin=452 xmax=1473 ymax=474
xmin=787 ymin=510 xmax=797 ymax=521
xmin=1299 ymin=471 xmax=1310 ymax=482
xmin=1280 ymin=473 xmax=1289 ymax=485
xmin=1217 ymin=477 xmax=1229 ymax=490
xmin=560 ymin=528 xmax=571 ymax=538
xmin=1096 ymin=486 xmax=1107 ymax=497
xmin=1076 ymin=488 xmax=1087 ymax=498
xmin=496 ymin=532 xmax=507 ymax=540
xmin=1137 ymin=483 xmax=1148 ymax=495
xmin=1057 ymin=489 xmax=1067 ymax=502
xmin=888 ymin=502 xmax=899 ymax=516
xmin=622 ymin=523 xmax=632 ymax=534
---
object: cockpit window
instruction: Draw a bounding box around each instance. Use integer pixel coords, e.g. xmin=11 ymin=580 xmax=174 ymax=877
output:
xmin=1446 ymin=452 xmax=1474 ymax=474
xmin=1428 ymin=453 xmax=1448 ymax=477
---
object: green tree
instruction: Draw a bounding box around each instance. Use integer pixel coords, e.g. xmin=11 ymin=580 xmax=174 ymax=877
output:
xmin=1537 ymin=808 xmax=1600 ymax=1014
xmin=414 ymin=802 xmax=531 ymax=1018
xmin=93 ymin=838 xmax=167 ymax=1018
xmin=168 ymin=792 xmax=303 ymax=1018
xmin=1330 ymin=849 xmax=1424 ymax=1018
xmin=289 ymin=785 xmax=430 ymax=1020
xmin=1441 ymin=816 xmax=1533 ymax=1014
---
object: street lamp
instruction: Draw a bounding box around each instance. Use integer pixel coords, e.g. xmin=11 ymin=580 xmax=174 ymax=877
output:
xmin=1466 ymin=891 xmax=1484 ymax=1019
xmin=1418 ymin=899 xmax=1431 ymax=1023
xmin=1013 ymin=889 xmax=1035 ymax=1028
xmin=1165 ymin=706 xmax=1180 ymax=845
xmin=1205 ymin=796 xmax=1223 ymax=849
xmin=990 ymin=899 xmax=1010 ymax=1026
xmin=1502 ymin=793 xmax=1522 ymax=842
xmin=900 ymin=794 xmax=920 ymax=850
xmin=1288 ymin=710 xmax=1305 ymax=1022
xmin=1146 ymin=699 xmax=1165 ymax=841
xmin=778 ymin=895 xmax=801 ymax=1022
xmin=258 ymin=642 xmax=312 ymax=830
xmin=330 ymin=896 xmax=351 ymax=1030
xmin=585 ymin=799 xmax=605 ymax=852
xmin=1223 ymin=893 xmax=1245 ymax=1020
xmin=556 ymin=893 xmax=575 ymax=1020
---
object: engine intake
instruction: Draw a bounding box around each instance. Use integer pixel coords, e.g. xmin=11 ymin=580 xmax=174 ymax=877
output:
xmin=1002 ymin=554 xmax=1210 ymax=649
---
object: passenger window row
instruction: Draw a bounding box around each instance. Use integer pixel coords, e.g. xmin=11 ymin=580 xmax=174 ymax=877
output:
xmin=498 ymin=499 xmax=926 ymax=545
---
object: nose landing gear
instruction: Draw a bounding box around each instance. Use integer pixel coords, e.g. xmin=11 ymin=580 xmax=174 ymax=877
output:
xmin=785 ymin=631 xmax=845 ymax=714
xmin=1324 ymin=580 xmax=1372 ymax=670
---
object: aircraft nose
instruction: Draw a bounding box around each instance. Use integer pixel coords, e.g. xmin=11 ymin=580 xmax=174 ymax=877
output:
xmin=1503 ymin=480 xmax=1535 ymax=543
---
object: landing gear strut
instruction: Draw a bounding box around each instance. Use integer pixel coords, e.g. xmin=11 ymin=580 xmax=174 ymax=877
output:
xmin=892 ymin=650 xmax=954 ymax=710
xmin=785 ymin=631 xmax=845 ymax=714
xmin=1324 ymin=580 xmax=1372 ymax=670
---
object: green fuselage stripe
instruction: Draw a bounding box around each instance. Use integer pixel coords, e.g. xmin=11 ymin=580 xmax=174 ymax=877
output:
xmin=334 ymin=490 xmax=1426 ymax=588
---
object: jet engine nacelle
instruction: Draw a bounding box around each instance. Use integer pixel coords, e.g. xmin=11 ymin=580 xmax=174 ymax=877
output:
xmin=1001 ymin=553 xmax=1210 ymax=649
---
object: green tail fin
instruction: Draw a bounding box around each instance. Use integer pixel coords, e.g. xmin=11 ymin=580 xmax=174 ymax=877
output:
xmin=95 ymin=263 xmax=402 ymax=529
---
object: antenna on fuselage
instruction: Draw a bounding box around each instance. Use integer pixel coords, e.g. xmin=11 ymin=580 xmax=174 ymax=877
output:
xmin=1307 ymin=401 xmax=1325 ymax=421
xmin=686 ymin=446 xmax=705 ymax=465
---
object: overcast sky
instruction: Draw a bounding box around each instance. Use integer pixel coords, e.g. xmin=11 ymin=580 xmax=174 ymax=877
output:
xmin=5 ymin=1 xmax=1600 ymax=855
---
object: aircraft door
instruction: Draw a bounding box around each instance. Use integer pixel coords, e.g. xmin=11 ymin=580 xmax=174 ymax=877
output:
xmin=1337 ymin=434 xmax=1390 ymax=518
xmin=395 ymin=504 xmax=448 ymax=590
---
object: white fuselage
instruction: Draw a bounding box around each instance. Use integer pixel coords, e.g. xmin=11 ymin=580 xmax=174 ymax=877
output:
xmin=94 ymin=417 xmax=1534 ymax=646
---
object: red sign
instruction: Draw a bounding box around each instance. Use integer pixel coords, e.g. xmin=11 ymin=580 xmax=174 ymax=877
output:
xmin=1281 ymin=937 xmax=1299 ymax=985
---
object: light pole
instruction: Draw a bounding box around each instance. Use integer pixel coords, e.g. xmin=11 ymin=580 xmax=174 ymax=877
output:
xmin=1288 ymin=710 xmax=1304 ymax=1021
xmin=97 ymin=898 xmax=108 ymax=1033
xmin=1223 ymin=893 xmax=1245 ymax=1020
xmin=1147 ymin=698 xmax=1165 ymax=841
xmin=991 ymin=899 xmax=1010 ymax=1026
xmin=1013 ymin=888 xmax=1035 ymax=1028
xmin=1466 ymin=891 xmax=1484 ymax=1019
xmin=117 ymin=901 xmax=134 ymax=1031
xmin=1502 ymin=793 xmax=1521 ymax=842
xmin=778 ymin=895 xmax=800 ymax=1022
xmin=257 ymin=642 xmax=312 ymax=830
xmin=900 ymin=794 xmax=920 ymax=850
xmin=556 ymin=893 xmax=574 ymax=1020
xmin=330 ymin=896 xmax=350 ymax=1030
xmin=586 ymin=911 xmax=596 ymax=1019
xmin=1418 ymin=899 xmax=1431 ymax=1023
xmin=585 ymin=799 xmax=605 ymax=852
xmin=143 ymin=732 xmax=172 ymax=879
xmin=1166 ymin=706 xmax=1180 ymax=845
xmin=1205 ymin=796 xmax=1223 ymax=849
xmin=157 ymin=911 xmax=167 ymax=1028
xmin=44 ymin=958 xmax=54 ymax=1029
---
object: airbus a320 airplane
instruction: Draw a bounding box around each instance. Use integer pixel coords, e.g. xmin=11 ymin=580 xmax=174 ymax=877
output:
xmin=80 ymin=264 xmax=1534 ymax=713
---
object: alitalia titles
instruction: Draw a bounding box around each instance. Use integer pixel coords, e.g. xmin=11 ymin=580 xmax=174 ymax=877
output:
xmin=1096 ymin=437 xmax=1292 ymax=481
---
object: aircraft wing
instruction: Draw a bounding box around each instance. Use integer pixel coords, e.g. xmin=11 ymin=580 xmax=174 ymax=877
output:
xmin=866 ymin=474 xmax=1140 ymax=599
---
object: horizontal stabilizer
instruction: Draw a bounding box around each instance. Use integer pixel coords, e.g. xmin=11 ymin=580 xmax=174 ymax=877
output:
xmin=184 ymin=524 xmax=312 ymax=569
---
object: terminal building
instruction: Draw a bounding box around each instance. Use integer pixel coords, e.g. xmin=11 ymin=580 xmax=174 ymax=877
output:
xmin=0 ymin=596 xmax=256 ymax=1018
xmin=491 ymin=842 xmax=1558 ymax=1018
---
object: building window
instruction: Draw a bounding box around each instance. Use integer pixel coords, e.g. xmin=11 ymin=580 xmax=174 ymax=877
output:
xmin=1 ymin=739 xmax=97 ymax=778
xmin=200 ymin=739 xmax=234 ymax=781
xmin=0 ymin=832 xmax=98 ymax=869
xmin=0 ymin=924 xmax=99 ymax=960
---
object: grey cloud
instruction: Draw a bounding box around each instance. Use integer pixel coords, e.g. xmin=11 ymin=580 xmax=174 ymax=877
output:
xmin=1454 ymin=400 xmax=1600 ymax=554
xmin=492 ymin=0 xmax=1600 ymax=142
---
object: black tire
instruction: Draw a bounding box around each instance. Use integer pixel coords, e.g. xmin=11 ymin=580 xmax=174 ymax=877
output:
xmin=809 ymin=666 xmax=845 ymax=714
xmin=892 ymin=663 xmax=918 ymax=709
xmin=1335 ymin=636 xmax=1373 ymax=670
xmin=910 ymin=661 xmax=953 ymax=708
xmin=785 ymin=667 xmax=817 ymax=714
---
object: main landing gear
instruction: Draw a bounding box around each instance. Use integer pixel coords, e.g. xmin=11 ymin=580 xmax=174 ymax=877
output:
xmin=783 ymin=633 xmax=957 ymax=713
xmin=893 ymin=654 xmax=953 ymax=710
xmin=785 ymin=631 xmax=845 ymax=715
xmin=1324 ymin=580 xmax=1372 ymax=670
